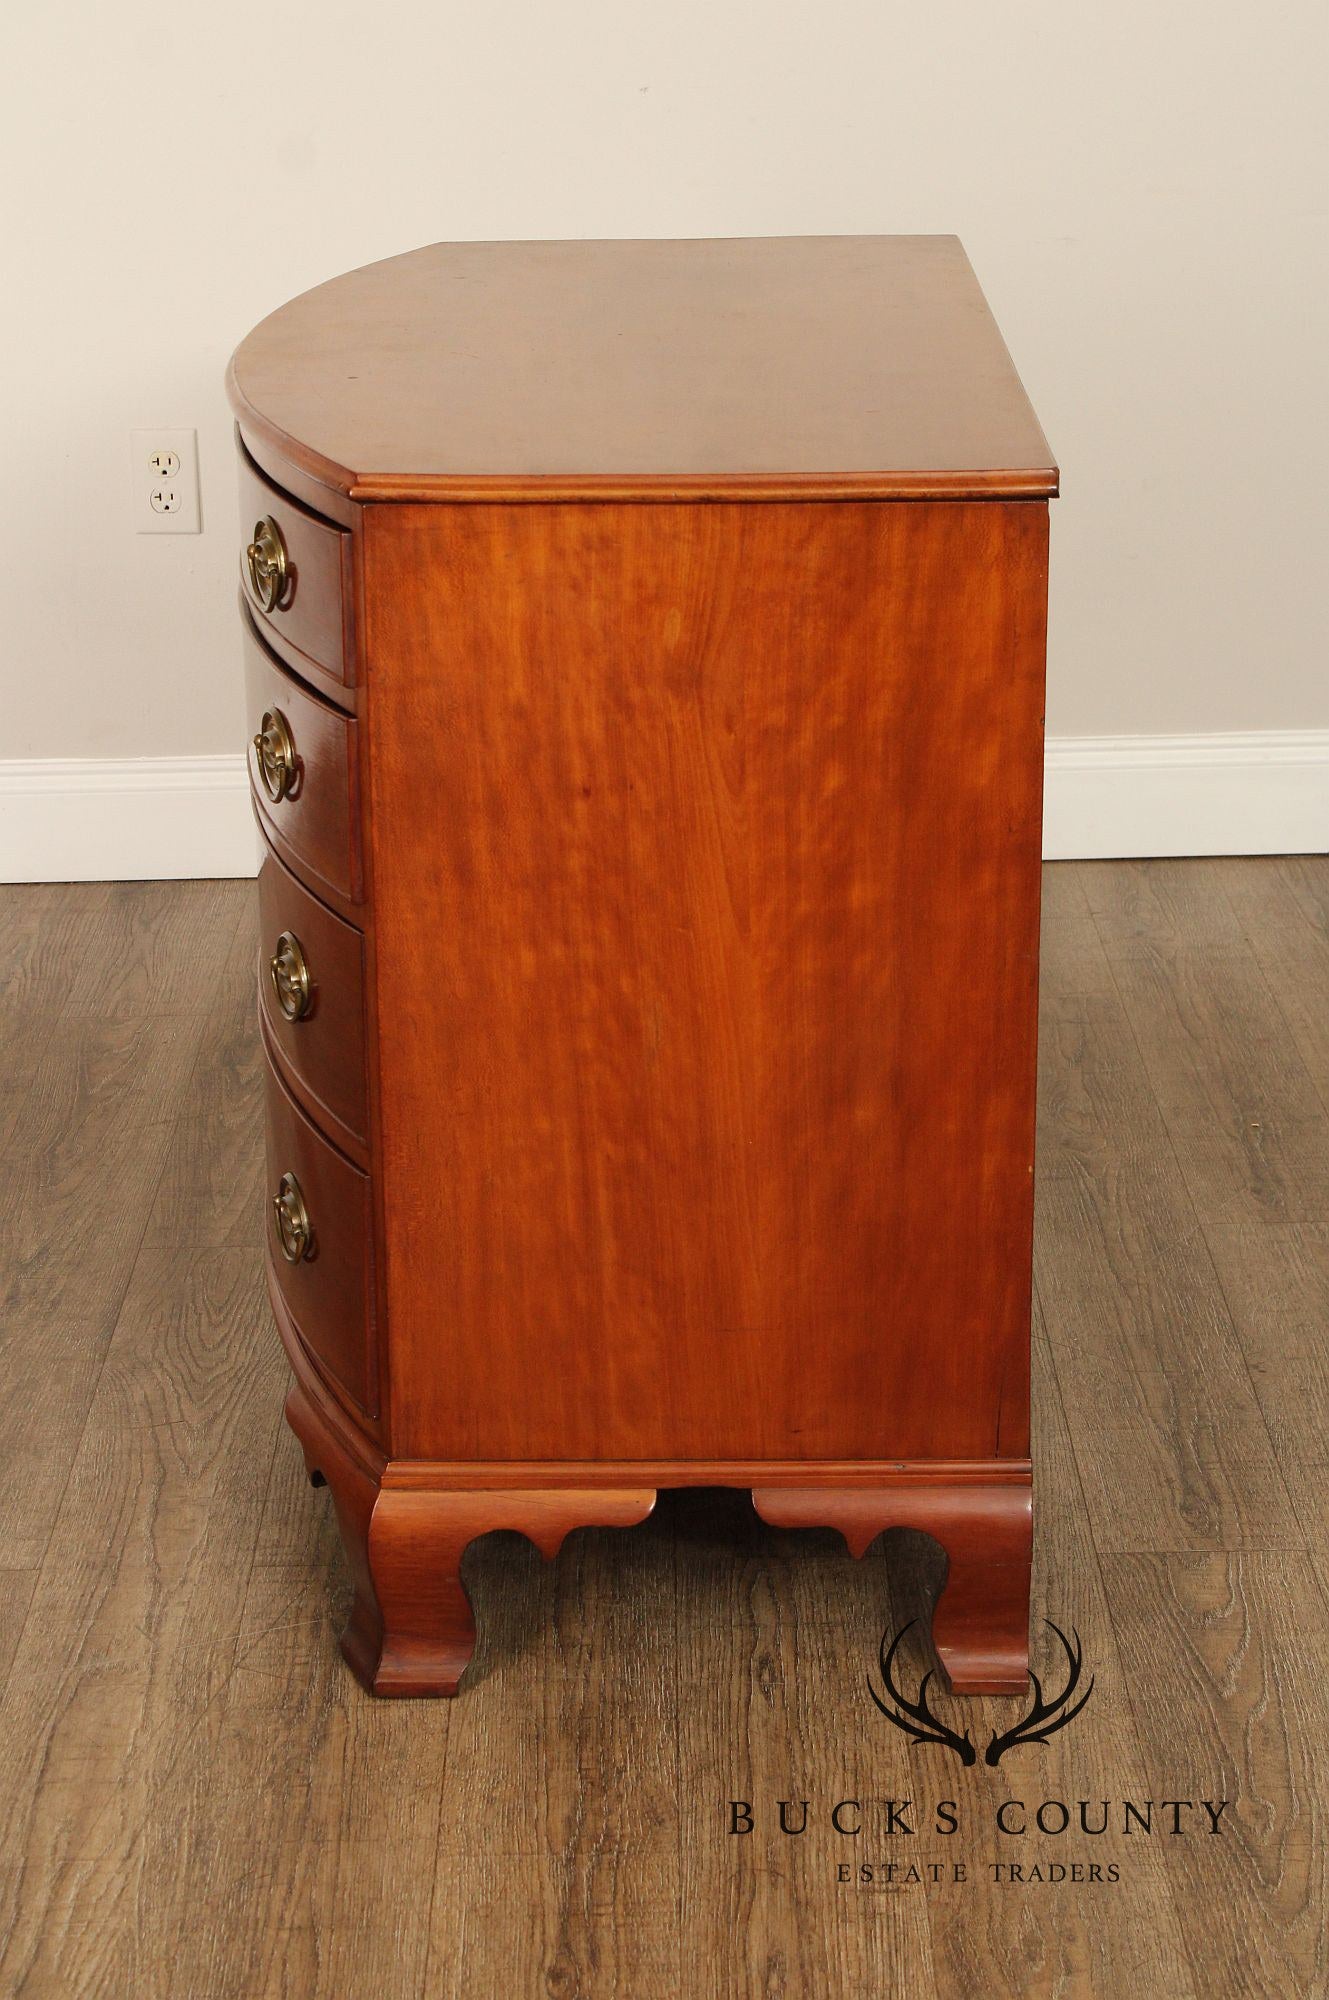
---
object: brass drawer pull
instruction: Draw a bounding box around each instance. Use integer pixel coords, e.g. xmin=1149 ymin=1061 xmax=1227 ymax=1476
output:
xmin=272 ymin=1171 xmax=313 ymax=1263
xmin=253 ymin=707 xmax=296 ymax=803
xmin=246 ymin=516 xmax=289 ymax=613
xmin=269 ymin=931 xmax=312 ymax=1021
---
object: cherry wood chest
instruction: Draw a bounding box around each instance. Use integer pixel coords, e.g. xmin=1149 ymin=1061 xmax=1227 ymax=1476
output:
xmin=228 ymin=235 xmax=1056 ymax=1697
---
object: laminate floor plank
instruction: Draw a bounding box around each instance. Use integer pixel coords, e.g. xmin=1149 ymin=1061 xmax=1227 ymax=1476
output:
xmin=0 ymin=884 xmax=112 ymax=1013
xmin=1083 ymin=860 xmax=1329 ymax=1227
xmin=142 ymin=894 xmax=266 ymax=1254
xmin=1036 ymin=868 xmax=1299 ymax=1555
xmin=906 ymin=1308 xmax=1196 ymax=2000
xmin=0 ymin=1017 xmax=223 ymax=1572
xmin=1038 ymin=861 xmax=1121 ymax=1007
xmin=1274 ymin=853 xmax=1329 ymax=930
xmin=0 ymin=1247 xmax=282 ymax=1998
xmin=1 ymin=1009 xmax=202 ymax=1325
xmin=1203 ymin=1223 xmax=1329 ymax=1550
xmin=670 ymin=1489 xmax=936 ymax=1999
xmin=424 ymin=1509 xmax=682 ymax=1999
xmin=50 ymin=879 xmax=246 ymax=1024
xmin=1198 ymin=860 xmax=1329 ymax=1567
xmin=1078 ymin=856 xmax=1249 ymax=954
xmin=0 ymin=1570 xmax=38 ymax=1704
xmin=1221 ymin=855 xmax=1329 ymax=1130
xmin=160 ymin=1443 xmax=447 ymax=2000
xmin=1102 ymin=1550 xmax=1329 ymax=1998
xmin=115 ymin=927 xmax=443 ymax=2000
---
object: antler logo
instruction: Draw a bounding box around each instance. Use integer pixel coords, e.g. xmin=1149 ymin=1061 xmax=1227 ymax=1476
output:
xmin=868 ymin=1620 xmax=1094 ymax=1766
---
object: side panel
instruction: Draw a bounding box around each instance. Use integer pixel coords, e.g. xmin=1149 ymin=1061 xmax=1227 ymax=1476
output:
xmin=363 ymin=500 xmax=1047 ymax=1462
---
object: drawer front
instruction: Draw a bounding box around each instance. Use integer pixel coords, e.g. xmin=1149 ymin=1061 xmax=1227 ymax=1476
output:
xmin=238 ymin=451 xmax=352 ymax=688
xmin=257 ymin=839 xmax=368 ymax=1156
xmin=244 ymin=613 xmax=360 ymax=903
xmin=263 ymin=1059 xmax=377 ymax=1417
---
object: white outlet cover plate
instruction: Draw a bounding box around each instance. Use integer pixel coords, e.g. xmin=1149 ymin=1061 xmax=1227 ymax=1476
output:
xmin=131 ymin=427 xmax=201 ymax=534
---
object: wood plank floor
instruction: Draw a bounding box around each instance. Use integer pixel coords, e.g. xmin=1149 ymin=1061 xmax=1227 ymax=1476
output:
xmin=0 ymin=859 xmax=1326 ymax=1997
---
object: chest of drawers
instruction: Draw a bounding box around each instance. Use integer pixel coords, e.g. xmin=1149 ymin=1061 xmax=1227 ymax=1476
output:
xmin=229 ymin=235 xmax=1055 ymax=1698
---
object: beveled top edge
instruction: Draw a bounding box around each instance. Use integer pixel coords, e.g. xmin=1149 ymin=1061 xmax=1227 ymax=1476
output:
xmin=228 ymin=234 xmax=1059 ymax=505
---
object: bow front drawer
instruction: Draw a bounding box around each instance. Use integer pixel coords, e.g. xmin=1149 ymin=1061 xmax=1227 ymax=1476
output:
xmin=238 ymin=451 xmax=354 ymax=693
xmin=263 ymin=1057 xmax=377 ymax=1418
xmin=244 ymin=612 xmax=361 ymax=904
xmin=257 ymin=837 xmax=368 ymax=1159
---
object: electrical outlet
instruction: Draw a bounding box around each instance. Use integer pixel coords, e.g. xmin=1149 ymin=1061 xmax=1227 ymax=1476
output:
xmin=131 ymin=428 xmax=201 ymax=534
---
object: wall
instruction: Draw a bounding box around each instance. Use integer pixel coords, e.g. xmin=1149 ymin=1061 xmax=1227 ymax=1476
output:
xmin=2 ymin=1 xmax=1326 ymax=871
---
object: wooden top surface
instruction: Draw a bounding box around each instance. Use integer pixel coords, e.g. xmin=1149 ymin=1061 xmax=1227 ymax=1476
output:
xmin=228 ymin=235 xmax=1056 ymax=503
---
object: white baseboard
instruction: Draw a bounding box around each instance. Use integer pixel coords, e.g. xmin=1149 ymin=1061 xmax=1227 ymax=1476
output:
xmin=0 ymin=733 xmax=1325 ymax=882
xmin=1042 ymin=730 xmax=1329 ymax=861
xmin=0 ymin=755 xmax=258 ymax=883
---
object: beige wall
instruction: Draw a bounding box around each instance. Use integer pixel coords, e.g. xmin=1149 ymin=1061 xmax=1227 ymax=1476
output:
xmin=3 ymin=1 xmax=1325 ymax=763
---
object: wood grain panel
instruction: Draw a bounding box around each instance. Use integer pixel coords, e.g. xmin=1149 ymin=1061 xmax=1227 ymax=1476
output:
xmin=364 ymin=498 xmax=1047 ymax=1463
xmin=243 ymin=612 xmax=360 ymax=905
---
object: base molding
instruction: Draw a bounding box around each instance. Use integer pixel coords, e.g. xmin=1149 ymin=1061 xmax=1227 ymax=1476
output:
xmin=0 ymin=754 xmax=257 ymax=883
xmin=1042 ymin=728 xmax=1329 ymax=860
xmin=381 ymin=1455 xmax=1031 ymax=1491
xmin=282 ymin=1348 xmax=1032 ymax=1699
xmin=286 ymin=1380 xmax=658 ymax=1698
xmin=753 ymin=1478 xmax=1032 ymax=1693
